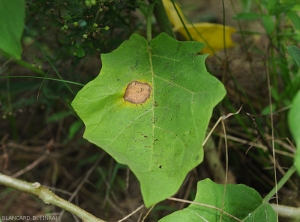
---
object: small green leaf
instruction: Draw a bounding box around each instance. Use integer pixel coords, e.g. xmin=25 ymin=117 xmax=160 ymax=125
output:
xmin=47 ymin=111 xmax=72 ymax=123
xmin=68 ymin=120 xmax=84 ymax=140
xmin=233 ymin=12 xmax=261 ymax=20
xmin=272 ymin=3 xmax=296 ymax=15
xmin=288 ymin=91 xmax=300 ymax=174
xmin=0 ymin=0 xmax=25 ymax=58
xmin=159 ymin=179 xmax=277 ymax=222
xmin=287 ymin=45 xmax=300 ymax=68
xmin=261 ymin=0 xmax=278 ymax=14
xmin=271 ymin=87 xmax=280 ymax=102
xmin=72 ymin=33 xmax=226 ymax=207
xmin=261 ymin=104 xmax=277 ymax=115
xmin=75 ymin=46 xmax=85 ymax=57
xmin=262 ymin=15 xmax=275 ymax=35
xmin=286 ymin=10 xmax=300 ymax=29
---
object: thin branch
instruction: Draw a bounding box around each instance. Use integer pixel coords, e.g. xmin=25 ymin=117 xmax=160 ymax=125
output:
xmin=58 ymin=153 xmax=106 ymax=220
xmin=118 ymin=204 xmax=144 ymax=222
xmin=141 ymin=204 xmax=155 ymax=222
xmin=266 ymin=45 xmax=278 ymax=218
xmin=263 ymin=165 xmax=296 ymax=203
xmin=12 ymin=154 xmax=47 ymax=178
xmin=203 ymin=105 xmax=242 ymax=146
xmin=0 ymin=173 xmax=105 ymax=222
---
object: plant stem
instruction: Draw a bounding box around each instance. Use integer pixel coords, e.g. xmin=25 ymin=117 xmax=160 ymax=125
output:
xmin=146 ymin=2 xmax=155 ymax=42
xmin=204 ymin=137 xmax=229 ymax=184
xmin=0 ymin=173 xmax=105 ymax=222
xmin=263 ymin=165 xmax=296 ymax=203
xmin=152 ymin=0 xmax=175 ymax=38
xmin=169 ymin=0 xmax=192 ymax=40
xmin=0 ymin=75 xmax=84 ymax=86
xmin=270 ymin=204 xmax=300 ymax=219
xmin=2 ymin=51 xmax=46 ymax=77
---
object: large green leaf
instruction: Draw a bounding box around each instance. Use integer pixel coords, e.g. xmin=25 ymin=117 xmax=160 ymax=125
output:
xmin=72 ymin=33 xmax=226 ymax=207
xmin=0 ymin=0 xmax=25 ymax=58
xmin=159 ymin=179 xmax=277 ymax=222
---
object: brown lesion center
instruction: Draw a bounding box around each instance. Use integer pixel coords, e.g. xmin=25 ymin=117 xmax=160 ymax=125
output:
xmin=124 ymin=81 xmax=152 ymax=104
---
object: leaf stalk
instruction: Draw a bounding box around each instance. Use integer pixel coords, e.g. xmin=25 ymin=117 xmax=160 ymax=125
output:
xmin=146 ymin=2 xmax=155 ymax=42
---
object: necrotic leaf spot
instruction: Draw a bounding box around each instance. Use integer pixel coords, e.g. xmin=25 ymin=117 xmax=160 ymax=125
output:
xmin=124 ymin=81 xmax=152 ymax=104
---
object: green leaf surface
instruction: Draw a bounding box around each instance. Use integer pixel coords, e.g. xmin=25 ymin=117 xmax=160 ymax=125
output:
xmin=47 ymin=110 xmax=72 ymax=123
xmin=159 ymin=179 xmax=277 ymax=222
xmin=0 ymin=0 xmax=25 ymax=58
xmin=72 ymin=33 xmax=226 ymax=207
xmin=75 ymin=46 xmax=85 ymax=57
xmin=262 ymin=15 xmax=275 ymax=35
xmin=287 ymin=45 xmax=300 ymax=67
xmin=261 ymin=0 xmax=278 ymax=14
xmin=68 ymin=120 xmax=84 ymax=140
xmin=233 ymin=12 xmax=261 ymax=20
xmin=288 ymin=91 xmax=300 ymax=174
xmin=286 ymin=10 xmax=300 ymax=29
xmin=288 ymin=45 xmax=300 ymax=173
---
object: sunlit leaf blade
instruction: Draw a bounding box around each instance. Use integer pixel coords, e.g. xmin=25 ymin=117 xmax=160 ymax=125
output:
xmin=72 ymin=33 xmax=226 ymax=207
xmin=159 ymin=179 xmax=277 ymax=222
xmin=0 ymin=0 xmax=25 ymax=58
xmin=287 ymin=45 xmax=300 ymax=174
xmin=288 ymin=91 xmax=300 ymax=174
